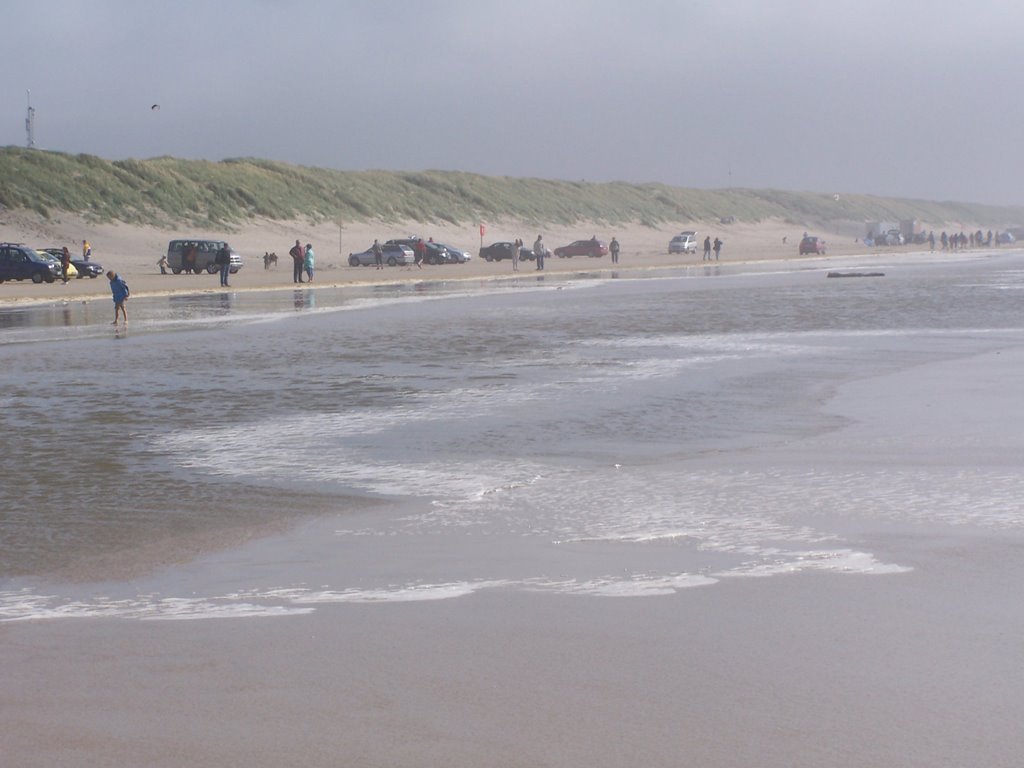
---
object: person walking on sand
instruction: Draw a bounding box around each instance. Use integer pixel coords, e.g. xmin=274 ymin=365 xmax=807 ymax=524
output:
xmin=512 ymin=238 xmax=521 ymax=271
xmin=60 ymin=246 xmax=71 ymax=284
xmin=184 ymin=243 xmax=198 ymax=274
xmin=289 ymin=239 xmax=305 ymax=283
xmin=157 ymin=254 xmax=169 ymax=274
xmin=215 ymin=242 xmax=232 ymax=287
xmin=713 ymin=237 xmax=722 ymax=260
xmin=304 ymin=243 xmax=315 ymax=282
xmin=107 ymin=270 xmax=129 ymax=325
xmin=82 ymin=239 xmax=91 ymax=262
xmin=609 ymin=237 xmax=620 ymax=264
xmin=703 ymin=236 xmax=712 ymax=261
xmin=372 ymin=239 xmax=383 ymax=269
xmin=414 ymin=238 xmax=426 ymax=269
xmin=533 ymin=235 xmax=546 ymax=270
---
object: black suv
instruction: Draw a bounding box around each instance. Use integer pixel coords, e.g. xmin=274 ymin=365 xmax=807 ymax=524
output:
xmin=0 ymin=243 xmax=62 ymax=284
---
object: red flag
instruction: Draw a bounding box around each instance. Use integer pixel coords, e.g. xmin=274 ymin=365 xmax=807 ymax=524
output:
xmin=479 ymin=224 xmax=486 ymax=237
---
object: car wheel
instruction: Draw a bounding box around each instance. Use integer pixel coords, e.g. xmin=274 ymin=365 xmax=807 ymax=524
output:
xmin=387 ymin=256 xmax=398 ymax=266
xmin=32 ymin=273 xmax=44 ymax=284
xmin=349 ymin=255 xmax=360 ymax=267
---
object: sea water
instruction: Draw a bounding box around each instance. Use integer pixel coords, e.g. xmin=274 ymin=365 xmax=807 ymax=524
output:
xmin=3 ymin=250 xmax=1024 ymax=620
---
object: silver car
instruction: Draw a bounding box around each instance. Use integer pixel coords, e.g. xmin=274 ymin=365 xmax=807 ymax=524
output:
xmin=348 ymin=243 xmax=414 ymax=267
xmin=669 ymin=232 xmax=697 ymax=254
xmin=433 ymin=243 xmax=472 ymax=263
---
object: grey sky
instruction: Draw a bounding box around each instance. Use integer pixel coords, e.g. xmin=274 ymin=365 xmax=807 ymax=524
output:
xmin=5 ymin=0 xmax=1022 ymax=204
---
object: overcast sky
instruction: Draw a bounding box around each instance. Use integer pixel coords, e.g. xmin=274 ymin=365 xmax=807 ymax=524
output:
xmin=4 ymin=0 xmax=1022 ymax=205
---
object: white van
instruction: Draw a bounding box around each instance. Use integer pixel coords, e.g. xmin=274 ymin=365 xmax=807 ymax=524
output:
xmin=167 ymin=239 xmax=244 ymax=275
xmin=669 ymin=231 xmax=697 ymax=254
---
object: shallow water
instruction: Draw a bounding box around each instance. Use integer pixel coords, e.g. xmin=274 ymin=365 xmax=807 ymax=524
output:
xmin=3 ymin=250 xmax=1024 ymax=619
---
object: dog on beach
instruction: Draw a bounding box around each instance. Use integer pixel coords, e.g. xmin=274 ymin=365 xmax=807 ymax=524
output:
xmin=263 ymin=252 xmax=278 ymax=269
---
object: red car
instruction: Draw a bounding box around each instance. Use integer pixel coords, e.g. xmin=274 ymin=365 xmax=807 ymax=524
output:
xmin=799 ymin=236 xmax=826 ymax=255
xmin=554 ymin=238 xmax=608 ymax=258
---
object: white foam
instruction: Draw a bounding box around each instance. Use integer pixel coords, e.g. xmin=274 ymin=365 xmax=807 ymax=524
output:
xmin=248 ymin=579 xmax=512 ymax=604
xmin=525 ymin=572 xmax=718 ymax=597
xmin=0 ymin=589 xmax=314 ymax=622
xmin=717 ymin=549 xmax=912 ymax=578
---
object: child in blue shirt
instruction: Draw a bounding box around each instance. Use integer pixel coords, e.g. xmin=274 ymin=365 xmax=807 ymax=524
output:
xmin=107 ymin=270 xmax=129 ymax=325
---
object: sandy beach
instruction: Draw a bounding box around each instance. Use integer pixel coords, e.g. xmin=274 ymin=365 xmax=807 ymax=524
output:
xmin=1 ymin=211 xmax=912 ymax=307
xmin=5 ymin=336 xmax=1024 ymax=767
xmin=3 ymin=217 xmax=1024 ymax=767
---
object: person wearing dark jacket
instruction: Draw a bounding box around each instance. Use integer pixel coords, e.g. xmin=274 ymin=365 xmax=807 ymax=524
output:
xmin=215 ymin=242 xmax=232 ymax=286
xmin=60 ymin=246 xmax=72 ymax=283
xmin=289 ymin=240 xmax=305 ymax=283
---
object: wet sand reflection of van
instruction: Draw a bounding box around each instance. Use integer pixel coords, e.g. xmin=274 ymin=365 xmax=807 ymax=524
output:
xmin=167 ymin=239 xmax=243 ymax=274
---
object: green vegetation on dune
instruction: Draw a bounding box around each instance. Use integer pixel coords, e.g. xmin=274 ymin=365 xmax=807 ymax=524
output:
xmin=1 ymin=146 xmax=1021 ymax=230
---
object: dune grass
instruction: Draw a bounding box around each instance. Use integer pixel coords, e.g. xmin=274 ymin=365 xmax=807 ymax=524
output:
xmin=1 ymin=146 xmax=1021 ymax=231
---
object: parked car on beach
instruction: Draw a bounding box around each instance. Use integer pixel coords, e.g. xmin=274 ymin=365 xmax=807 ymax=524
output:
xmin=166 ymin=239 xmax=243 ymax=274
xmin=478 ymin=242 xmax=536 ymax=261
xmin=385 ymin=238 xmax=453 ymax=265
xmin=554 ymin=239 xmax=608 ymax=258
xmin=37 ymin=251 xmax=78 ymax=279
xmin=348 ymin=243 xmax=414 ymax=267
xmin=40 ymin=247 xmax=103 ymax=278
xmin=799 ymin=236 xmax=826 ymax=255
xmin=432 ymin=243 xmax=472 ymax=263
xmin=669 ymin=232 xmax=698 ymax=254
xmin=0 ymin=243 xmax=62 ymax=283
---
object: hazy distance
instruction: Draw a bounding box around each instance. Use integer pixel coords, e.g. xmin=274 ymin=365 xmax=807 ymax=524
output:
xmin=4 ymin=0 xmax=1022 ymax=205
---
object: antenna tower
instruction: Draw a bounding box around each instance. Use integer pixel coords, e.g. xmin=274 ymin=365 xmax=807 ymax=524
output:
xmin=25 ymin=90 xmax=36 ymax=148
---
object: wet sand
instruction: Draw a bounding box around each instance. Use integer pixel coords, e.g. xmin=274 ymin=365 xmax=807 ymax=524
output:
xmin=5 ymin=539 xmax=1024 ymax=767
xmin=4 ymin=312 xmax=1024 ymax=766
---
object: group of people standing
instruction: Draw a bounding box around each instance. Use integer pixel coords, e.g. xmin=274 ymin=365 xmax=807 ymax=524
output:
xmin=289 ymin=240 xmax=316 ymax=283
xmin=702 ymin=236 xmax=723 ymax=261
xmin=938 ymin=230 xmax=994 ymax=251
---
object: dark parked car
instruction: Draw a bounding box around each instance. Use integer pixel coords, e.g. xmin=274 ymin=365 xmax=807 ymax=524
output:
xmin=348 ymin=243 xmax=414 ymax=267
xmin=40 ymin=247 xmax=104 ymax=278
xmin=554 ymin=238 xmax=608 ymax=258
xmin=0 ymin=243 xmax=62 ymax=283
xmin=478 ymin=242 xmax=535 ymax=261
xmin=385 ymin=238 xmax=453 ymax=265
xmin=799 ymin=236 xmax=826 ymax=255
